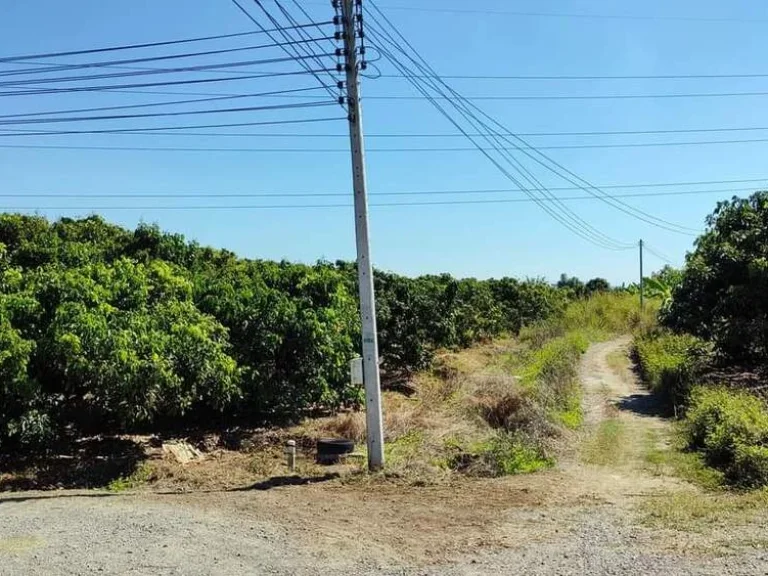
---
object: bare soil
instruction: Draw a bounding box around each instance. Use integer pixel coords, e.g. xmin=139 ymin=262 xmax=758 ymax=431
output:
xmin=2 ymin=338 xmax=768 ymax=575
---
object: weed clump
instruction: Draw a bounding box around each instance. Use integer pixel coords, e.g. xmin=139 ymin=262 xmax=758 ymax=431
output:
xmin=685 ymin=387 xmax=768 ymax=488
xmin=633 ymin=331 xmax=710 ymax=414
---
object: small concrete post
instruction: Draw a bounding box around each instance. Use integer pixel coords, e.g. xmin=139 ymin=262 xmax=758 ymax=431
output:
xmin=285 ymin=440 xmax=296 ymax=473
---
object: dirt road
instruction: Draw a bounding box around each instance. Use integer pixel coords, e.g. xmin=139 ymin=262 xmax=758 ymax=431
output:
xmin=2 ymin=339 xmax=767 ymax=575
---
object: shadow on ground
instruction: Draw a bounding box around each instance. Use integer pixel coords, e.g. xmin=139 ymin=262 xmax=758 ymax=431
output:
xmin=232 ymin=473 xmax=341 ymax=492
xmin=616 ymin=393 xmax=669 ymax=418
xmin=0 ymin=437 xmax=147 ymax=491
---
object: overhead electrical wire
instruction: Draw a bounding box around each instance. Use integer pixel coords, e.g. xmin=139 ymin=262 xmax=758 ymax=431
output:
xmin=0 ymin=36 xmax=335 ymax=79
xmin=308 ymin=1 xmax=768 ymax=24
xmin=364 ymin=7 xmax=690 ymax=243
xmin=0 ymin=21 xmax=334 ymax=65
xmin=0 ymin=195 xmax=711 ymax=216
xmin=0 ymin=101 xmax=338 ymax=127
xmin=10 ymin=85 xmax=768 ymax=100
xmin=0 ymin=116 xmax=347 ymax=136
xmin=0 ymin=53 xmax=336 ymax=89
xmin=1 ymin=186 xmax=761 ymax=200
xmin=367 ymin=29 xmax=659 ymax=248
xmin=0 ymin=67 xmax=336 ymax=97
xmin=378 ymin=72 xmax=768 ymax=81
xmin=273 ymin=0 xmax=342 ymax=83
xmin=6 ymin=138 xmax=768 ymax=150
xmin=365 ymin=1 xmax=698 ymax=238
xmin=362 ymin=11 xmax=636 ymax=251
xmin=372 ymin=25 xmax=698 ymax=243
xmin=5 ymin=125 xmax=768 ymax=139
xmin=0 ymin=86 xmax=328 ymax=120
xmin=8 ymin=63 xmax=768 ymax=102
xmin=229 ymin=0 xmax=341 ymax=105
xmin=9 ymin=58 xmax=768 ymax=83
xmin=7 ymin=87 xmax=768 ymax=102
xmin=643 ymin=243 xmax=676 ymax=265
xmin=359 ymin=91 xmax=768 ymax=101
xmin=365 ymin=25 xmax=632 ymax=249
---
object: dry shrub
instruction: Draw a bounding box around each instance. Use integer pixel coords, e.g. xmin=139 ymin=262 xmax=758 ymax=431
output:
xmin=467 ymin=372 xmax=558 ymax=440
xmin=321 ymin=412 xmax=367 ymax=444
xmin=412 ymin=373 xmax=463 ymax=406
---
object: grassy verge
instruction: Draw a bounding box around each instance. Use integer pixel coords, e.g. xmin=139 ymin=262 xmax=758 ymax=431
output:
xmin=633 ymin=331 xmax=709 ymax=414
xmin=582 ymin=417 xmax=627 ymax=466
xmin=640 ymin=489 xmax=768 ymax=533
xmin=303 ymin=293 xmax=646 ymax=483
xmin=633 ymin=328 xmax=768 ymax=489
xmin=642 ymin=427 xmax=723 ymax=490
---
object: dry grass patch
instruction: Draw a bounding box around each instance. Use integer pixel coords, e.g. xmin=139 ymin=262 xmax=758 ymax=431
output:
xmin=582 ymin=414 xmax=627 ymax=467
xmin=640 ymin=489 xmax=768 ymax=533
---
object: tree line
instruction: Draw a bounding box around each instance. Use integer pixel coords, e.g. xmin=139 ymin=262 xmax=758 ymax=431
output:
xmin=0 ymin=214 xmax=578 ymax=450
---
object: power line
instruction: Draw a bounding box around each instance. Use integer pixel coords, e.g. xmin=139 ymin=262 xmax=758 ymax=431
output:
xmin=366 ymin=14 xmax=632 ymax=250
xmin=12 ymin=87 xmax=768 ymax=100
xmin=16 ymin=58 xmax=768 ymax=83
xmin=0 ymin=86 xmax=327 ymax=120
xmin=366 ymin=1 xmax=697 ymax=239
xmin=273 ymin=0 xmax=340 ymax=85
xmin=317 ymin=1 xmax=768 ymax=24
xmin=8 ymin=136 xmax=768 ymax=151
xmin=6 ymin=125 xmax=768 ymax=139
xmin=0 ymin=101 xmax=337 ymax=127
xmin=0 ymin=186 xmax=760 ymax=200
xmin=361 ymin=91 xmax=768 ymax=101
xmin=0 ymin=196 xmax=706 ymax=210
xmin=0 ymin=37 xmax=335 ymax=79
xmin=0 ymin=116 xmax=346 ymax=136
xmin=0 ymin=21 xmax=332 ymax=64
xmin=230 ymin=0 xmax=341 ymax=105
xmin=0 ymin=53 xmax=335 ymax=89
xmin=0 ymin=68 xmax=336 ymax=97
xmin=367 ymin=5 xmax=700 ymax=238
xmin=643 ymin=243 xmax=676 ymax=265
xmin=379 ymin=72 xmax=768 ymax=81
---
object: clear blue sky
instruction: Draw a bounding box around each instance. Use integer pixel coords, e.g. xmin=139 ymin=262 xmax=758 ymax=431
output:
xmin=2 ymin=0 xmax=768 ymax=285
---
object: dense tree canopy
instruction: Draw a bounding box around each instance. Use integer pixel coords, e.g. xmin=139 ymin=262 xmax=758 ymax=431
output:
xmin=0 ymin=214 xmax=570 ymax=450
xmin=585 ymin=278 xmax=611 ymax=295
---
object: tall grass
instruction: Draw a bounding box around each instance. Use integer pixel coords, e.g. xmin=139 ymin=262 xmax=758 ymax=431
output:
xmin=633 ymin=332 xmax=709 ymax=414
xmin=521 ymin=293 xmax=658 ymax=348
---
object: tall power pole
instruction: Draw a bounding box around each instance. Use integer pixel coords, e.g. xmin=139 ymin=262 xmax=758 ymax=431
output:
xmin=639 ymin=239 xmax=645 ymax=312
xmin=341 ymin=0 xmax=385 ymax=471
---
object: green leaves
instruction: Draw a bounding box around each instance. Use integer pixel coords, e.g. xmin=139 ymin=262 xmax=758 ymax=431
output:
xmin=665 ymin=191 xmax=768 ymax=362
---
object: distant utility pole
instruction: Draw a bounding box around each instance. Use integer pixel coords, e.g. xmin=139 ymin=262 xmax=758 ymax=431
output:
xmin=340 ymin=0 xmax=385 ymax=471
xmin=639 ymin=239 xmax=645 ymax=312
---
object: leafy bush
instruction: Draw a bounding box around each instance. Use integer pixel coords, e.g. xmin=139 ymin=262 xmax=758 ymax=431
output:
xmin=482 ymin=433 xmax=552 ymax=475
xmin=474 ymin=331 xmax=588 ymax=443
xmin=524 ymin=332 xmax=588 ymax=429
xmin=731 ymin=444 xmax=768 ymax=489
xmin=664 ymin=192 xmax=768 ymax=363
xmin=684 ymin=387 xmax=768 ymax=487
xmin=633 ymin=332 xmax=710 ymax=413
xmin=448 ymin=432 xmax=552 ymax=477
xmin=0 ymin=315 xmax=42 ymax=449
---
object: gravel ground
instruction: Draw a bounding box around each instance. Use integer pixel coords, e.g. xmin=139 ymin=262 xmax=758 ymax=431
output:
xmin=2 ymin=339 xmax=767 ymax=575
xmin=1 ymin=492 xmax=766 ymax=575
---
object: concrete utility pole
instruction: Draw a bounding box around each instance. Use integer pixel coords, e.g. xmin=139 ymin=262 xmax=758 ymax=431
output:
xmin=639 ymin=239 xmax=645 ymax=312
xmin=341 ymin=0 xmax=384 ymax=471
